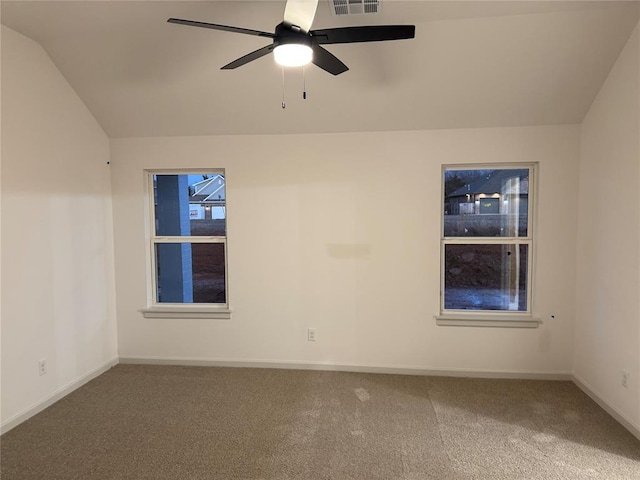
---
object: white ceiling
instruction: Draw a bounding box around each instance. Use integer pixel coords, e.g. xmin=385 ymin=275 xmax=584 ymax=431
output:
xmin=2 ymin=1 xmax=639 ymax=138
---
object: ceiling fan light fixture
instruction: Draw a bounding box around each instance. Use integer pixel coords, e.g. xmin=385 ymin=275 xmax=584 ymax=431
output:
xmin=274 ymin=43 xmax=313 ymax=67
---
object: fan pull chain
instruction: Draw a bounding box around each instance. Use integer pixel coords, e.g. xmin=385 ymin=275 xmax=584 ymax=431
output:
xmin=303 ymin=66 xmax=307 ymax=100
xmin=281 ymin=67 xmax=286 ymax=109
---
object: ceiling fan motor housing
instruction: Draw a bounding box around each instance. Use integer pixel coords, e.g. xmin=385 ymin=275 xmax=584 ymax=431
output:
xmin=275 ymin=22 xmax=313 ymax=48
xmin=273 ymin=23 xmax=314 ymax=67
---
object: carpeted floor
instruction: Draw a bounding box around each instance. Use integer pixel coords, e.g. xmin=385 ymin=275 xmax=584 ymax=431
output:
xmin=1 ymin=365 xmax=639 ymax=479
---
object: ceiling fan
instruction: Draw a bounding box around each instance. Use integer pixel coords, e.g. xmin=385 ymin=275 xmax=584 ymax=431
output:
xmin=168 ymin=0 xmax=415 ymax=76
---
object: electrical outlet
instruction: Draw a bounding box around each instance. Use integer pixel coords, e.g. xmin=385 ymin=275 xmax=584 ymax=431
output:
xmin=38 ymin=359 xmax=47 ymax=376
xmin=307 ymin=328 xmax=317 ymax=342
xmin=622 ymin=371 xmax=629 ymax=389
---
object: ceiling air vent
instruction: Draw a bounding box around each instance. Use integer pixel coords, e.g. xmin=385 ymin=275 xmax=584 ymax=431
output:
xmin=330 ymin=0 xmax=381 ymax=16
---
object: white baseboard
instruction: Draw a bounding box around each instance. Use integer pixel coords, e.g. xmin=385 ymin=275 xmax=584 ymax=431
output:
xmin=571 ymin=373 xmax=640 ymax=442
xmin=0 ymin=357 xmax=119 ymax=435
xmin=118 ymin=356 xmax=572 ymax=380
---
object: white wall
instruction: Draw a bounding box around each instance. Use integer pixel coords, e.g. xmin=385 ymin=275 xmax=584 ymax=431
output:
xmin=575 ymin=24 xmax=640 ymax=430
xmin=111 ymin=125 xmax=579 ymax=375
xmin=0 ymin=26 xmax=118 ymax=428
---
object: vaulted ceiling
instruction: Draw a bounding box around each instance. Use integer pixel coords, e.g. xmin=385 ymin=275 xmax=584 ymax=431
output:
xmin=2 ymin=1 xmax=639 ymax=138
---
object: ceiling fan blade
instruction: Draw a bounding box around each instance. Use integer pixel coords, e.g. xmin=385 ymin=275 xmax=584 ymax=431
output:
xmin=283 ymin=0 xmax=318 ymax=33
xmin=168 ymin=18 xmax=275 ymax=39
xmin=221 ymin=45 xmax=276 ymax=70
xmin=311 ymin=45 xmax=348 ymax=76
xmin=311 ymin=25 xmax=415 ymax=44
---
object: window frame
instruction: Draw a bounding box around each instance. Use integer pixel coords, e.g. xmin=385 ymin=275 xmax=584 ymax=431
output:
xmin=436 ymin=163 xmax=539 ymax=328
xmin=141 ymin=169 xmax=231 ymax=319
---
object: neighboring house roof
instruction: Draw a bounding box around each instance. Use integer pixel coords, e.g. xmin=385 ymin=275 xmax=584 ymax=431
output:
xmin=189 ymin=175 xmax=225 ymax=204
xmin=447 ymin=170 xmax=528 ymax=198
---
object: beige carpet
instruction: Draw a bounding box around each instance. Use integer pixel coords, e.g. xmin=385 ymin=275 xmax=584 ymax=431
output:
xmin=1 ymin=365 xmax=639 ymax=479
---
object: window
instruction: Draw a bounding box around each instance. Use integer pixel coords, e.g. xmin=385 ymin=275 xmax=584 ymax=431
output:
xmin=142 ymin=171 xmax=230 ymax=319
xmin=438 ymin=164 xmax=538 ymax=327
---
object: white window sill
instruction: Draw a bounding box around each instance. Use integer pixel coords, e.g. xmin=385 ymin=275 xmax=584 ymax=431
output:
xmin=435 ymin=314 xmax=540 ymax=328
xmin=141 ymin=307 xmax=232 ymax=319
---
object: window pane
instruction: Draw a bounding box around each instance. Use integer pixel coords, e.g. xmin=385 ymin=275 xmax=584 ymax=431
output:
xmin=444 ymin=244 xmax=528 ymax=311
xmin=154 ymin=174 xmax=226 ymax=237
xmin=443 ymin=169 xmax=529 ymax=237
xmin=155 ymin=243 xmax=226 ymax=304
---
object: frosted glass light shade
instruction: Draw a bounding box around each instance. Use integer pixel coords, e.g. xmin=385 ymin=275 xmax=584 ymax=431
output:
xmin=274 ymin=44 xmax=313 ymax=67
